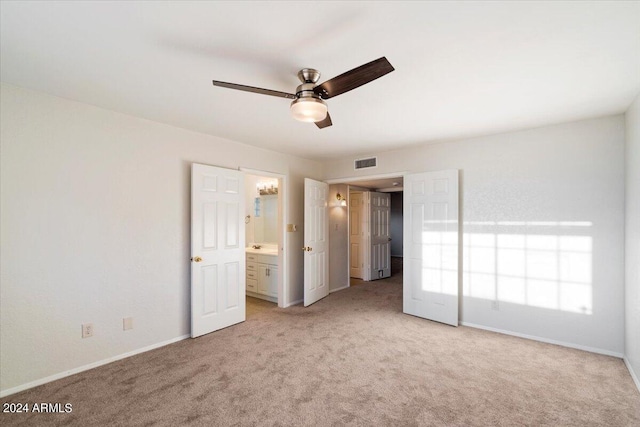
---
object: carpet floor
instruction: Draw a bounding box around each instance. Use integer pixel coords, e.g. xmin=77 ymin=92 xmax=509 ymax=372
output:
xmin=2 ymin=267 xmax=639 ymax=426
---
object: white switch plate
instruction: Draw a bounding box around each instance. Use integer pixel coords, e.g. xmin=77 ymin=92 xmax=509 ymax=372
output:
xmin=123 ymin=317 xmax=133 ymax=331
xmin=82 ymin=323 xmax=93 ymax=338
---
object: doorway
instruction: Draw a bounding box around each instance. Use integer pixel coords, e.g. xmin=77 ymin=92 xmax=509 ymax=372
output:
xmin=244 ymin=173 xmax=284 ymax=311
xmin=324 ymin=170 xmax=460 ymax=327
xmin=326 ymin=175 xmax=405 ymax=292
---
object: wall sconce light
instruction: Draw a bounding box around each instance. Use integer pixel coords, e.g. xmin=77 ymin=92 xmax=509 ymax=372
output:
xmin=336 ymin=193 xmax=347 ymax=207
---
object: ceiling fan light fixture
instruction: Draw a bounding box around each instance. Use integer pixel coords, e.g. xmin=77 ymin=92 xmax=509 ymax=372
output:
xmin=290 ymin=97 xmax=327 ymax=123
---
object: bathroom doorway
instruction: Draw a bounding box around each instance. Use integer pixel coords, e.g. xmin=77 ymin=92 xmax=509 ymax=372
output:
xmin=243 ymin=171 xmax=285 ymax=312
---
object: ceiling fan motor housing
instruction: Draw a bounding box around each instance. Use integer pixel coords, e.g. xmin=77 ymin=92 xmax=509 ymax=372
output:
xmin=298 ymin=68 xmax=321 ymax=84
xmin=291 ymin=68 xmax=327 ymax=122
xmin=295 ymin=68 xmax=323 ymax=100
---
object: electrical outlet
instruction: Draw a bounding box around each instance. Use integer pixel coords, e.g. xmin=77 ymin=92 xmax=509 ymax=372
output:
xmin=82 ymin=323 xmax=93 ymax=338
xmin=123 ymin=317 xmax=133 ymax=331
xmin=491 ymin=301 xmax=500 ymax=311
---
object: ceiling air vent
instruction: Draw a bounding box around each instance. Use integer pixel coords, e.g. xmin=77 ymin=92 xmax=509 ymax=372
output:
xmin=354 ymin=157 xmax=377 ymax=170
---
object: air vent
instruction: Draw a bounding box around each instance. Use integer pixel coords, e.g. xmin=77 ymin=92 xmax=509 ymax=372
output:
xmin=354 ymin=157 xmax=377 ymax=170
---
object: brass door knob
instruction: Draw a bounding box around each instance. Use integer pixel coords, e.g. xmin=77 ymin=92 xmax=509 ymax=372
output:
xmin=191 ymin=256 xmax=203 ymax=262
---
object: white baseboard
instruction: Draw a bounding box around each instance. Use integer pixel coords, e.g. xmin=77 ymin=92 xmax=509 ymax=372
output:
xmin=285 ymin=298 xmax=303 ymax=307
xmin=460 ymin=322 xmax=624 ymax=358
xmin=0 ymin=334 xmax=190 ymax=398
xmin=624 ymin=357 xmax=640 ymax=393
xmin=330 ymin=285 xmax=350 ymax=294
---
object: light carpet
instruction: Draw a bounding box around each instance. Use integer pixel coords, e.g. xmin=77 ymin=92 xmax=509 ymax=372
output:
xmin=2 ymin=270 xmax=639 ymax=426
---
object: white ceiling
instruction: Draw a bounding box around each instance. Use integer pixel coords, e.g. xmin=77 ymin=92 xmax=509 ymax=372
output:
xmin=2 ymin=1 xmax=639 ymax=161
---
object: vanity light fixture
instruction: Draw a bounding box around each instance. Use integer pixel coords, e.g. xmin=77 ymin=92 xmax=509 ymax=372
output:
xmin=257 ymin=181 xmax=278 ymax=195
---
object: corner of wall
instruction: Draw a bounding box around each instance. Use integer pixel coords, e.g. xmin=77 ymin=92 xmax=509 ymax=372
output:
xmin=624 ymin=91 xmax=640 ymax=393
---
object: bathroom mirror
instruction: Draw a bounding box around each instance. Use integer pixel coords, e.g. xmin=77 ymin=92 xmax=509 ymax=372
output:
xmin=245 ymin=174 xmax=279 ymax=245
xmin=253 ymin=194 xmax=278 ymax=243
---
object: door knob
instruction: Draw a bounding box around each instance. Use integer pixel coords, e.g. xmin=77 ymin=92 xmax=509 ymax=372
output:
xmin=191 ymin=256 xmax=203 ymax=262
xmin=307 ymin=247 xmax=312 ymax=252
xmin=388 ymin=238 xmax=392 ymax=241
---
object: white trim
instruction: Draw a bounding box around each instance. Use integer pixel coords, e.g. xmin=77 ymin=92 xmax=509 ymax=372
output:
xmin=460 ymin=322 xmax=624 ymax=358
xmin=330 ymin=285 xmax=350 ymax=294
xmin=325 ymin=171 xmax=409 ymax=185
xmin=285 ymin=298 xmax=303 ymax=307
xmin=239 ymin=167 xmax=283 ymax=178
xmin=0 ymin=334 xmax=190 ymax=398
xmin=624 ymin=357 xmax=640 ymax=393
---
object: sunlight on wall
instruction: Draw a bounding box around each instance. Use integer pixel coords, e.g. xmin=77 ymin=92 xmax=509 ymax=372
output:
xmin=462 ymin=221 xmax=593 ymax=314
xmin=420 ymin=229 xmax=458 ymax=296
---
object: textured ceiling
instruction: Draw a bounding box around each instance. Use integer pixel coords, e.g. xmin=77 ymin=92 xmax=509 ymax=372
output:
xmin=2 ymin=1 xmax=639 ymax=161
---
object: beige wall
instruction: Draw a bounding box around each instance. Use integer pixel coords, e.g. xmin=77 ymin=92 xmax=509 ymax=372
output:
xmin=324 ymin=115 xmax=626 ymax=355
xmin=328 ymin=184 xmax=349 ymax=292
xmin=0 ymin=84 xmax=322 ymax=394
xmin=624 ymin=92 xmax=640 ymax=389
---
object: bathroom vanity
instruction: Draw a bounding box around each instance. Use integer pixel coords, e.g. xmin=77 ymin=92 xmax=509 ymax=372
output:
xmin=246 ymin=246 xmax=278 ymax=303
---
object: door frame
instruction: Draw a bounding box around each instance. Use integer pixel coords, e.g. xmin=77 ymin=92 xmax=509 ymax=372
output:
xmin=240 ymin=167 xmax=287 ymax=308
xmin=326 ymin=172 xmax=409 ymax=288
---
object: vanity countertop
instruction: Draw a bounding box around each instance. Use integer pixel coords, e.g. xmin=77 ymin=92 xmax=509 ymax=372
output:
xmin=245 ymin=246 xmax=278 ymax=256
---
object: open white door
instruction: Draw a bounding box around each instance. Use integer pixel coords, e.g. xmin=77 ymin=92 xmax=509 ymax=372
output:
xmin=369 ymin=192 xmax=391 ymax=280
xmin=191 ymin=163 xmax=245 ymax=338
xmin=403 ymin=170 xmax=459 ymax=326
xmin=304 ymin=178 xmax=329 ymax=306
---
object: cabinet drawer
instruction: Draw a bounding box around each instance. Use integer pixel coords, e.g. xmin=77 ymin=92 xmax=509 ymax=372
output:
xmin=246 ymin=262 xmax=257 ymax=271
xmin=246 ymin=278 xmax=257 ymax=292
xmin=246 ymin=254 xmax=258 ymax=263
xmin=257 ymin=254 xmax=277 ymax=265
xmin=246 ymin=270 xmax=258 ymax=280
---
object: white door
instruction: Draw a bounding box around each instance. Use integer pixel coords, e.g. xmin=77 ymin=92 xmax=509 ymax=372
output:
xmin=191 ymin=163 xmax=245 ymax=338
xmin=349 ymin=191 xmax=364 ymax=279
xmin=304 ymin=178 xmax=329 ymax=306
xmin=403 ymin=170 xmax=459 ymax=326
xmin=369 ymin=192 xmax=391 ymax=280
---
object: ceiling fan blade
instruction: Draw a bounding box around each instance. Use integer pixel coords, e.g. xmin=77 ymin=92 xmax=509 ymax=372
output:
xmin=315 ymin=112 xmax=332 ymax=129
xmin=212 ymin=80 xmax=297 ymax=99
xmin=313 ymin=57 xmax=394 ymax=99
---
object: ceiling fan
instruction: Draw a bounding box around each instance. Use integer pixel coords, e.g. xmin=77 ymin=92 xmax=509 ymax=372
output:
xmin=212 ymin=57 xmax=394 ymax=129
